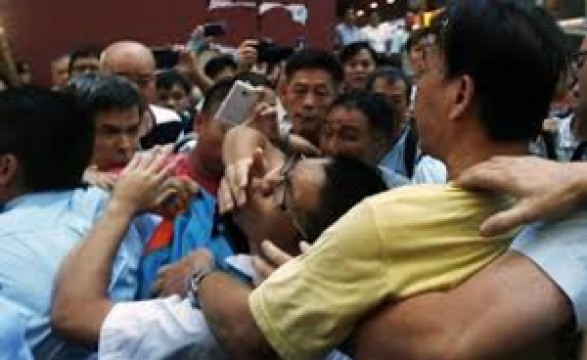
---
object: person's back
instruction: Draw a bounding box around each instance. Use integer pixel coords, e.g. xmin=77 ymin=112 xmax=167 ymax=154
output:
xmin=0 ymin=87 xmax=154 ymax=359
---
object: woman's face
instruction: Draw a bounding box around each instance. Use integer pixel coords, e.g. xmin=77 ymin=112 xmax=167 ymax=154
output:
xmin=344 ymin=49 xmax=377 ymax=90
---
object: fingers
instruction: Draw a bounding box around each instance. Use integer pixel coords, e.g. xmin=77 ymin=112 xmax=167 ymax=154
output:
xmin=479 ymin=201 xmax=536 ymax=237
xmin=454 ymin=159 xmax=512 ymax=192
xmin=261 ymin=240 xmax=293 ymax=267
xmin=252 ymin=255 xmax=275 ymax=282
xmin=299 ymin=241 xmax=311 ymax=254
xmin=218 ymin=177 xmax=235 ymax=214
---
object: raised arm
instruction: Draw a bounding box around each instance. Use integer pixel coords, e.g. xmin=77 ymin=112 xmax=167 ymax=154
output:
xmin=51 ymin=147 xmax=182 ymax=344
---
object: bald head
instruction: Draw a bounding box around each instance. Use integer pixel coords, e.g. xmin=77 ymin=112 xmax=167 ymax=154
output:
xmin=101 ymin=41 xmax=157 ymax=102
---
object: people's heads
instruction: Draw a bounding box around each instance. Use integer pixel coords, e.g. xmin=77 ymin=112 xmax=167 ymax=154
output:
xmin=235 ymin=155 xmax=387 ymax=255
xmin=414 ymin=0 xmax=568 ymax=159
xmin=194 ymin=79 xmax=235 ymax=177
xmin=282 ymin=50 xmax=344 ymax=145
xmin=204 ymin=55 xmax=238 ymax=83
xmin=16 ymin=61 xmax=32 ymax=85
xmin=343 ymin=8 xmax=357 ymax=26
xmin=406 ymin=28 xmax=430 ymax=76
xmin=68 ymin=74 xmax=142 ymax=171
xmin=368 ymin=12 xmax=380 ymax=27
xmin=340 ymin=42 xmax=378 ymax=90
xmin=68 ymin=46 xmax=102 ymax=79
xmin=320 ymin=90 xmax=399 ymax=166
xmin=156 ymin=69 xmax=193 ymax=114
xmin=51 ymin=53 xmax=71 ymax=90
xmin=367 ymin=66 xmax=411 ymax=121
xmin=100 ymin=41 xmax=157 ymax=103
xmin=0 ymin=87 xmax=93 ymax=200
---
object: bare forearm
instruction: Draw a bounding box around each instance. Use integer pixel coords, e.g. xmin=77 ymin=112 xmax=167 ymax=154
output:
xmin=52 ymin=200 xmax=134 ymax=344
xmin=199 ymin=273 xmax=277 ymax=360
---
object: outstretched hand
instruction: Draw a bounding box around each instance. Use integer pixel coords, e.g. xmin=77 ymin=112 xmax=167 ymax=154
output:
xmin=455 ymin=156 xmax=587 ymax=237
xmin=219 ymin=148 xmax=267 ymax=214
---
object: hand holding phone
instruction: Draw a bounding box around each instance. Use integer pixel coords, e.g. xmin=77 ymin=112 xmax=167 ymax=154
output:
xmin=214 ymin=80 xmax=262 ymax=125
xmin=203 ymin=22 xmax=227 ymax=37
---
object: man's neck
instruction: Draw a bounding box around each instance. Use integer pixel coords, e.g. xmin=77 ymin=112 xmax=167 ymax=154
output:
xmin=444 ymin=134 xmax=529 ymax=180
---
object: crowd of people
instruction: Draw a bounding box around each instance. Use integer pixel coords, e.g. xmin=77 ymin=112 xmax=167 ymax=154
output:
xmin=1 ymin=0 xmax=587 ymax=359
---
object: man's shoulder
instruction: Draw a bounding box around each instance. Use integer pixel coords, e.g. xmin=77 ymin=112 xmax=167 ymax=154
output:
xmin=366 ymin=184 xmax=510 ymax=221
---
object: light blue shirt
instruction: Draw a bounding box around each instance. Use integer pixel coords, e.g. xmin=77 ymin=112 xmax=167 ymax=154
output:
xmin=0 ymin=188 xmax=156 ymax=359
xmin=0 ymin=298 xmax=33 ymax=360
xmin=335 ymin=23 xmax=365 ymax=46
xmin=512 ymin=209 xmax=587 ymax=329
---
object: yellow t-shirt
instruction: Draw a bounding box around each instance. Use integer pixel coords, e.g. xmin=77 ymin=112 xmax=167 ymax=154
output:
xmin=249 ymin=184 xmax=516 ymax=360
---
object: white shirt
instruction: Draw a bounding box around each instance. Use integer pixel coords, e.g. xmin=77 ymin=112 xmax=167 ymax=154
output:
xmin=99 ymin=255 xmax=352 ymax=360
xmin=361 ymin=23 xmax=391 ymax=54
xmin=512 ymin=209 xmax=587 ymax=328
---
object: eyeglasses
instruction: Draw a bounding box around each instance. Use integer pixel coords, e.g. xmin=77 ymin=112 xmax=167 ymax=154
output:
xmin=273 ymin=153 xmax=309 ymax=241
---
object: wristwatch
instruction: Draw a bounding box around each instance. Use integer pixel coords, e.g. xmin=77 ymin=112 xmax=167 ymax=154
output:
xmin=187 ymin=262 xmax=216 ymax=307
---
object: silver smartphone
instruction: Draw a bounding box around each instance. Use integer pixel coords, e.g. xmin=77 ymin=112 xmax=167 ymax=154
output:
xmin=214 ymin=80 xmax=262 ymax=125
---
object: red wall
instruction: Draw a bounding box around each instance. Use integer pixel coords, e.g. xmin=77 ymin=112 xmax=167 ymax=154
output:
xmin=2 ymin=0 xmax=335 ymax=85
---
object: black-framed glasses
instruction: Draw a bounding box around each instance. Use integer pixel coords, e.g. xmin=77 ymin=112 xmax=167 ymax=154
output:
xmin=273 ymin=153 xmax=309 ymax=241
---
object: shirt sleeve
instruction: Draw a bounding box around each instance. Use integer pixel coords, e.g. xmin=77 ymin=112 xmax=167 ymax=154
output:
xmin=99 ymin=296 xmax=228 ymax=360
xmin=511 ymin=209 xmax=587 ymax=329
xmin=248 ymin=201 xmax=387 ymax=360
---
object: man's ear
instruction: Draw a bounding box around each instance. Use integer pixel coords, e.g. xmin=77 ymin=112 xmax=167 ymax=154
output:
xmin=449 ymin=74 xmax=475 ymax=121
xmin=0 ymin=154 xmax=19 ymax=187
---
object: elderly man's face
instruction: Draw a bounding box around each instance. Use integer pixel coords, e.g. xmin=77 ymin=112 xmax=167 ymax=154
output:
xmin=282 ymin=69 xmax=338 ymax=145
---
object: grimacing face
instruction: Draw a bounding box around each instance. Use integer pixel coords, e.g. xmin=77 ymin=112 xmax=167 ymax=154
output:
xmin=233 ymin=157 xmax=327 ymax=255
xmin=92 ymin=106 xmax=141 ymax=171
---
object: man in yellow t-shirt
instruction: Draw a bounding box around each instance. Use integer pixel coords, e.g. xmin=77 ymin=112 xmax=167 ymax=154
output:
xmin=195 ymin=2 xmax=568 ymax=360
xmin=249 ymin=184 xmax=514 ymax=360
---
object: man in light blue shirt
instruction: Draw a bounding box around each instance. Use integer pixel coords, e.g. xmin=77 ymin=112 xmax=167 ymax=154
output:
xmin=0 ymin=87 xmax=155 ymax=359
xmin=0 ymin=298 xmax=33 ymax=360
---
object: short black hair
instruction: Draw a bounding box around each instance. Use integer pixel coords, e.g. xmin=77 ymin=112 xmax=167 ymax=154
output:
xmin=431 ymin=0 xmax=569 ymax=141
xmin=406 ymin=27 xmax=431 ymax=52
xmin=285 ymin=50 xmax=344 ymax=86
xmin=0 ymin=87 xmax=94 ymax=191
xmin=201 ymin=78 xmax=235 ymax=117
xmin=367 ymin=66 xmax=411 ymax=102
xmin=305 ymin=156 xmax=387 ymax=242
xmin=204 ymin=55 xmax=237 ymax=79
xmin=339 ymin=41 xmax=378 ymax=65
xmin=329 ymin=90 xmax=400 ymax=141
xmin=68 ymin=46 xmax=102 ymax=74
xmin=66 ymin=74 xmax=142 ymax=119
xmin=156 ymin=69 xmax=192 ymax=94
